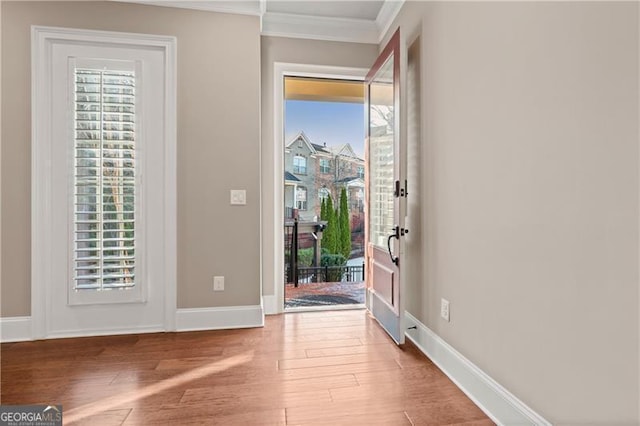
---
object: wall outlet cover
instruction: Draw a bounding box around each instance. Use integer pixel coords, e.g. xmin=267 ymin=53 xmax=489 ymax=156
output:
xmin=441 ymin=298 xmax=450 ymax=322
xmin=230 ymin=190 xmax=246 ymax=205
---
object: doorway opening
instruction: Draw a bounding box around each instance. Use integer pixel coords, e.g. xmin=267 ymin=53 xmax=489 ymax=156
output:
xmin=283 ymin=76 xmax=366 ymax=311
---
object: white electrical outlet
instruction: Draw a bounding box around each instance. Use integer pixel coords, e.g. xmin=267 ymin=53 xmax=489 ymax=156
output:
xmin=230 ymin=190 xmax=246 ymax=205
xmin=441 ymin=298 xmax=450 ymax=322
xmin=213 ymin=276 xmax=225 ymax=291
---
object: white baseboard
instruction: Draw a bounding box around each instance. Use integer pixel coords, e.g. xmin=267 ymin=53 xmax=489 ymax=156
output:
xmin=1 ymin=316 xmax=32 ymax=342
xmin=404 ymin=312 xmax=550 ymax=426
xmin=176 ymin=305 xmax=264 ymax=331
xmin=262 ymin=295 xmax=279 ymax=315
xmin=45 ymin=325 xmax=165 ymax=340
xmin=2 ymin=307 xmax=265 ymax=341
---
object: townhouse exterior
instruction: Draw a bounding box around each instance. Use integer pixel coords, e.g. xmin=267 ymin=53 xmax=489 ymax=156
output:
xmin=284 ymin=131 xmax=365 ymax=223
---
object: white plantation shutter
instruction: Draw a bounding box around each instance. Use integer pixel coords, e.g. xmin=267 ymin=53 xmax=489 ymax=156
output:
xmin=73 ymin=68 xmax=136 ymax=291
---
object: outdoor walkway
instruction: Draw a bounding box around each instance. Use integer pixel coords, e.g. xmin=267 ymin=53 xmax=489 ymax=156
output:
xmin=285 ymin=281 xmax=365 ymax=308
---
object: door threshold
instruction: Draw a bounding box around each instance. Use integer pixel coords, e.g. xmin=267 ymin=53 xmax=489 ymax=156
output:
xmin=285 ymin=303 xmax=366 ymax=313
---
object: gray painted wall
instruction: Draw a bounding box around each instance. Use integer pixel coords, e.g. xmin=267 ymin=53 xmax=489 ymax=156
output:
xmin=1 ymin=1 xmax=262 ymax=314
xmin=385 ymin=1 xmax=639 ymax=423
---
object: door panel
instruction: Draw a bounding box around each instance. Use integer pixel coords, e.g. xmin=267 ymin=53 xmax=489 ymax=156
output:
xmin=45 ymin=39 xmax=168 ymax=337
xmin=365 ymin=30 xmax=404 ymax=344
xmin=371 ymin=252 xmax=395 ymax=307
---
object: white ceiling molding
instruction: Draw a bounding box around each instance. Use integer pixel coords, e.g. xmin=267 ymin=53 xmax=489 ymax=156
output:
xmin=375 ymin=0 xmax=405 ymax=42
xmin=113 ymin=0 xmax=405 ymax=44
xmin=115 ymin=0 xmax=263 ymax=16
xmin=261 ymin=12 xmax=378 ymax=44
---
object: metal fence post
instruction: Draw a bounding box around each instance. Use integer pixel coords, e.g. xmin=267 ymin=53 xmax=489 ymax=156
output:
xmin=293 ymin=218 xmax=299 ymax=287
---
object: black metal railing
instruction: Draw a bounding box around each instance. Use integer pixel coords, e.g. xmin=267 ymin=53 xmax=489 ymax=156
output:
xmin=295 ymin=264 xmax=365 ymax=284
xmin=285 ymin=207 xmax=298 ymax=219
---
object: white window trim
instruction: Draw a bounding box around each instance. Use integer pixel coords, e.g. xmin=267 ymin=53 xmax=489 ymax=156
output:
xmin=31 ymin=26 xmax=177 ymax=338
xmin=271 ymin=63 xmax=366 ymax=314
xmin=293 ymin=154 xmax=307 ymax=174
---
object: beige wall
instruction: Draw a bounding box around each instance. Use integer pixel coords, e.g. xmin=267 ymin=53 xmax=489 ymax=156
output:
xmin=1 ymin=1 xmax=262 ymax=315
xmin=260 ymin=36 xmax=377 ymax=296
xmin=387 ymin=1 xmax=639 ymax=423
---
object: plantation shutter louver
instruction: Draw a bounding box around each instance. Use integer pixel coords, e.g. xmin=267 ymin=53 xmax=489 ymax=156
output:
xmin=73 ymin=68 xmax=136 ymax=291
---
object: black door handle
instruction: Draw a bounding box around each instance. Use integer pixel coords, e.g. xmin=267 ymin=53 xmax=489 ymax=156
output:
xmin=387 ymin=226 xmax=399 ymax=266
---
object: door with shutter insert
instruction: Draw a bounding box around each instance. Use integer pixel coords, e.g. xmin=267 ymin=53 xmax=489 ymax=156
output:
xmin=32 ymin=28 xmax=175 ymax=338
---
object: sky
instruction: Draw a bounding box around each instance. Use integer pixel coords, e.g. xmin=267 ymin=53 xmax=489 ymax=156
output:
xmin=285 ymin=100 xmax=365 ymax=157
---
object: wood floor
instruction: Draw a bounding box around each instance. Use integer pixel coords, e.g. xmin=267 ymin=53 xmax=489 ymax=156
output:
xmin=1 ymin=310 xmax=492 ymax=425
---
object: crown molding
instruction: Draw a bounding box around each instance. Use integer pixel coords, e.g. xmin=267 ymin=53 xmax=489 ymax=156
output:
xmin=113 ymin=0 xmax=405 ymax=44
xmin=114 ymin=0 xmax=263 ymax=16
xmin=376 ymin=0 xmax=405 ymax=42
xmin=261 ymin=12 xmax=378 ymax=44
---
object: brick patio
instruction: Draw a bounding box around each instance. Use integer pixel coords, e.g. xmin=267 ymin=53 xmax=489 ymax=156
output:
xmin=285 ymin=280 xmax=365 ymax=308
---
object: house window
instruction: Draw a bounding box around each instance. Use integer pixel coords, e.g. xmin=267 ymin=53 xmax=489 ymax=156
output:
xmin=318 ymin=187 xmax=330 ymax=202
xmin=293 ymin=155 xmax=307 ymax=174
xmin=320 ymin=158 xmax=331 ymax=174
xmin=357 ymin=166 xmax=365 ymax=179
xmin=296 ymin=186 xmax=307 ymax=210
xmin=74 ymin=68 xmax=136 ymax=291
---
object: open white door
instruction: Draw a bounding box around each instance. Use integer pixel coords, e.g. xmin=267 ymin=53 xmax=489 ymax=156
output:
xmin=365 ymin=30 xmax=405 ymax=344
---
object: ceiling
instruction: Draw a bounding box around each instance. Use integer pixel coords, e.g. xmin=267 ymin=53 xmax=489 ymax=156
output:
xmin=285 ymin=76 xmax=365 ymax=103
xmin=266 ymin=1 xmax=384 ymax=21
xmin=117 ymin=0 xmax=404 ymax=43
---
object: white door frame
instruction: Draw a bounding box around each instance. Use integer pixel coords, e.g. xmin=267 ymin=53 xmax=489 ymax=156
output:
xmin=271 ymin=62 xmax=367 ymax=314
xmin=31 ymin=26 xmax=177 ymax=338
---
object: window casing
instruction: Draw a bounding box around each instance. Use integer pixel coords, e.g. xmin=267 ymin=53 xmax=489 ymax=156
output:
xmin=296 ymin=186 xmax=308 ymax=210
xmin=293 ymin=155 xmax=307 ymax=175
xmin=318 ymin=187 xmax=330 ymax=202
xmin=357 ymin=166 xmax=365 ymax=179
xmin=320 ymin=158 xmax=331 ymax=174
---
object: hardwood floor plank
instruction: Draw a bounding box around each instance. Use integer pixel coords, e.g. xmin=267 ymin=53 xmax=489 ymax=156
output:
xmin=1 ymin=311 xmax=491 ymax=425
xmin=123 ymin=406 xmax=286 ymax=425
xmin=354 ymin=364 xmax=443 ymax=385
xmin=286 ymin=399 xmax=416 ymax=424
xmin=180 ymin=374 xmax=358 ymax=405
xmin=287 ymin=410 xmax=413 ymax=426
xmin=279 ymin=359 xmax=402 ymax=381
xmin=180 ymin=388 xmax=332 ymax=413
xmin=404 ymin=400 xmax=489 ymax=425
xmin=278 ymin=352 xmax=397 ymax=370
xmin=66 ymin=408 xmax=132 ymax=426
xmin=305 ymin=342 xmax=400 ymax=358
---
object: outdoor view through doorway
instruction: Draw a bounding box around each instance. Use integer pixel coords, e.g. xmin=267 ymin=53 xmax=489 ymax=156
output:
xmin=283 ymin=76 xmax=366 ymax=309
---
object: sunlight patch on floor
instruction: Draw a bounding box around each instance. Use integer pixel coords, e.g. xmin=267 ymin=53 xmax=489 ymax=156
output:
xmin=64 ymin=352 xmax=254 ymax=424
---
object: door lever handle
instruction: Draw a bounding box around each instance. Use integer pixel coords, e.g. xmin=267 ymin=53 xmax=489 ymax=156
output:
xmin=387 ymin=226 xmax=400 ymax=266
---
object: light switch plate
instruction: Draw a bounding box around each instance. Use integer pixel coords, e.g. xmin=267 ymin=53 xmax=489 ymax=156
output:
xmin=213 ymin=276 xmax=224 ymax=291
xmin=230 ymin=189 xmax=246 ymax=205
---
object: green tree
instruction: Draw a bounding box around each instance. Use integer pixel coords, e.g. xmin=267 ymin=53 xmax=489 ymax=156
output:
xmin=322 ymin=195 xmax=338 ymax=253
xmin=320 ymin=197 xmax=327 ymax=222
xmin=338 ymin=187 xmax=351 ymax=259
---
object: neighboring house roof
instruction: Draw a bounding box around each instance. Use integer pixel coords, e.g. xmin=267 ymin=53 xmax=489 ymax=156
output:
xmin=285 ymin=171 xmax=301 ymax=182
xmin=325 ymin=143 xmax=362 ymax=160
xmin=311 ymin=143 xmax=329 ymax=153
xmin=286 ymin=131 xmax=317 ymax=154
xmin=286 ymin=131 xmax=363 ymax=160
